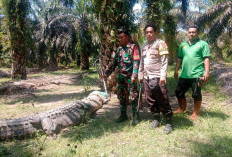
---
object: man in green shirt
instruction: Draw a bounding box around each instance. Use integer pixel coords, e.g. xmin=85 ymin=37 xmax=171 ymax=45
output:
xmin=174 ymin=25 xmax=210 ymax=120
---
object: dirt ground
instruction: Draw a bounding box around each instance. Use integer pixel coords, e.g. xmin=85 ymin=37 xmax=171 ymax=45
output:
xmin=0 ymin=73 xmax=101 ymax=119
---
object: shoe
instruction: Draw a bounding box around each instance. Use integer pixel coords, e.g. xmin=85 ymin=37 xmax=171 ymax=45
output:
xmin=115 ymin=111 xmax=128 ymax=123
xmin=149 ymin=114 xmax=160 ymax=129
xmin=163 ymin=124 xmax=173 ymax=134
xmin=132 ymin=112 xmax=139 ymax=126
xmin=163 ymin=117 xmax=173 ymax=134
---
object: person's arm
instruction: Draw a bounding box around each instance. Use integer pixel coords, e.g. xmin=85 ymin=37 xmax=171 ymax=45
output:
xmin=174 ymin=58 xmax=182 ymax=80
xmin=174 ymin=43 xmax=184 ymax=80
xmin=131 ymin=45 xmax=140 ymax=83
xmin=203 ymin=57 xmax=210 ymax=82
xmin=160 ymin=55 xmax=168 ymax=85
xmin=138 ymin=49 xmax=144 ymax=84
xmin=103 ymin=51 xmax=119 ymax=78
xmin=202 ymin=42 xmax=210 ymax=83
xmin=159 ymin=41 xmax=169 ymax=85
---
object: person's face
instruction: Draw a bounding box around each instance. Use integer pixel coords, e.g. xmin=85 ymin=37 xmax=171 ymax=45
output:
xmin=145 ymin=27 xmax=157 ymax=43
xmin=188 ymin=28 xmax=198 ymax=41
xmin=118 ymin=33 xmax=129 ymax=46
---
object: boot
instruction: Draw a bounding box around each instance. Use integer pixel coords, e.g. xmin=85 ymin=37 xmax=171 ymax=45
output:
xmin=190 ymin=101 xmax=201 ymax=120
xmin=163 ymin=117 xmax=173 ymax=134
xmin=173 ymin=98 xmax=187 ymax=114
xmin=132 ymin=112 xmax=139 ymax=126
xmin=115 ymin=111 xmax=128 ymax=123
xmin=149 ymin=114 xmax=161 ymax=129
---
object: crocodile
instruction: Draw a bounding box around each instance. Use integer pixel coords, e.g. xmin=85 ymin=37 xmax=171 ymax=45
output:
xmin=0 ymin=91 xmax=107 ymax=141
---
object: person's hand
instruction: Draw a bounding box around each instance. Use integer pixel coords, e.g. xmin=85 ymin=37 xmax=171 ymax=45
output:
xmin=160 ymin=76 xmax=166 ymax=85
xmin=203 ymin=71 xmax=210 ymax=83
xmin=174 ymin=70 xmax=178 ymax=80
xmin=100 ymin=75 xmax=107 ymax=80
xmin=197 ymin=77 xmax=204 ymax=87
xmin=131 ymin=77 xmax=136 ymax=83
xmin=138 ymin=79 xmax=143 ymax=84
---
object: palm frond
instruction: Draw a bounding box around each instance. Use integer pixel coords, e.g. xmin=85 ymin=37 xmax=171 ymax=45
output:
xmin=60 ymin=0 xmax=74 ymax=8
xmin=42 ymin=6 xmax=72 ymax=22
xmin=196 ymin=1 xmax=231 ymax=29
xmin=43 ymin=14 xmax=77 ymax=52
xmin=208 ymin=6 xmax=232 ymax=42
xmin=228 ymin=17 xmax=232 ymax=36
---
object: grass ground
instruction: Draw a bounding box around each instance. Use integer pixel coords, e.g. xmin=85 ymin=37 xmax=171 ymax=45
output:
xmin=0 ymin=66 xmax=232 ymax=157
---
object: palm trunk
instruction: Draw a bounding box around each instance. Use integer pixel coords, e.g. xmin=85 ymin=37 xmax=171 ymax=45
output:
xmin=164 ymin=15 xmax=178 ymax=65
xmin=99 ymin=21 xmax=118 ymax=92
xmin=11 ymin=49 xmax=27 ymax=80
xmin=146 ymin=0 xmax=161 ymax=30
xmin=79 ymin=17 xmax=90 ymax=70
xmin=80 ymin=54 xmax=89 ymax=70
xmin=95 ymin=0 xmax=136 ymax=92
xmin=37 ymin=42 xmax=46 ymax=70
xmin=6 ymin=0 xmax=30 ymax=80
xmin=76 ymin=52 xmax=80 ymax=67
xmin=10 ymin=27 xmax=27 ymax=80
xmin=47 ymin=49 xmax=58 ymax=71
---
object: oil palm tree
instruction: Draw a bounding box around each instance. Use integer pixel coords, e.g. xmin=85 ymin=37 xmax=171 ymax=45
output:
xmin=0 ymin=0 xmax=31 ymax=80
xmin=92 ymin=0 xmax=137 ymax=91
xmin=144 ymin=0 xmax=178 ymax=65
xmin=196 ymin=0 xmax=232 ymax=59
xmin=144 ymin=0 xmax=208 ymax=65
xmin=43 ymin=13 xmax=77 ymax=70
xmin=74 ymin=0 xmax=95 ymax=70
xmin=32 ymin=0 xmax=77 ymax=70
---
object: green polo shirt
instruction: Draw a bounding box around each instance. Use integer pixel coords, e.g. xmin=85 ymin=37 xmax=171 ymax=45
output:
xmin=178 ymin=39 xmax=210 ymax=78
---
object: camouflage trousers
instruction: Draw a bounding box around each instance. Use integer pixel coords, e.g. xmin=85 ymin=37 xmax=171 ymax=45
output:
xmin=117 ymin=75 xmax=139 ymax=114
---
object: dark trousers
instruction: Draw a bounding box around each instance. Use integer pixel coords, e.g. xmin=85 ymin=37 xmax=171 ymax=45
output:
xmin=117 ymin=77 xmax=139 ymax=113
xmin=175 ymin=78 xmax=202 ymax=101
xmin=144 ymin=78 xmax=173 ymax=118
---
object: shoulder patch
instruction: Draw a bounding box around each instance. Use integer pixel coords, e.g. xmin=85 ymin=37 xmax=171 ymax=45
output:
xmin=159 ymin=40 xmax=169 ymax=55
xmin=182 ymin=45 xmax=187 ymax=49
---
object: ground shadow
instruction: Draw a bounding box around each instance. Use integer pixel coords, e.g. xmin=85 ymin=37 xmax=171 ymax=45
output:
xmin=5 ymin=90 xmax=96 ymax=105
xmin=172 ymin=114 xmax=194 ymax=129
xmin=200 ymin=109 xmax=230 ymax=120
xmin=180 ymin=136 xmax=232 ymax=156
xmin=0 ymin=142 xmax=35 ymax=157
xmin=61 ymin=97 xmax=151 ymax=143
xmin=61 ymin=101 xmax=194 ymax=144
xmin=61 ymin=111 xmax=131 ymax=143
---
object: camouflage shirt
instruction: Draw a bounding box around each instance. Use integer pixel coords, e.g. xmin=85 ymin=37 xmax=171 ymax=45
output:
xmin=106 ymin=43 xmax=140 ymax=79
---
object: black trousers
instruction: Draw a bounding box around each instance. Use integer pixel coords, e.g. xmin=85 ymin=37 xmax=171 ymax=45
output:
xmin=175 ymin=78 xmax=202 ymax=101
xmin=144 ymin=78 xmax=173 ymax=118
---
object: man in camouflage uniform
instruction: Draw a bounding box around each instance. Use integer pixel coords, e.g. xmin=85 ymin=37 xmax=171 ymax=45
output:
xmin=138 ymin=24 xmax=173 ymax=134
xmin=102 ymin=29 xmax=140 ymax=125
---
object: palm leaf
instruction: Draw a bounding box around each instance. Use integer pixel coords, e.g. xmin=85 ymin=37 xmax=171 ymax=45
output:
xmin=196 ymin=1 xmax=232 ymax=29
xmin=228 ymin=16 xmax=232 ymax=36
xmin=208 ymin=6 xmax=232 ymax=42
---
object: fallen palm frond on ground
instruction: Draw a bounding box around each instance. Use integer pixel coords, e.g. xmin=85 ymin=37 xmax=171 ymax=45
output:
xmin=211 ymin=62 xmax=232 ymax=102
xmin=0 ymin=74 xmax=85 ymax=95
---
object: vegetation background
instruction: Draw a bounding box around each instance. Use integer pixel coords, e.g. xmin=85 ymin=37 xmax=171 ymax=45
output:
xmin=0 ymin=0 xmax=232 ymax=156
